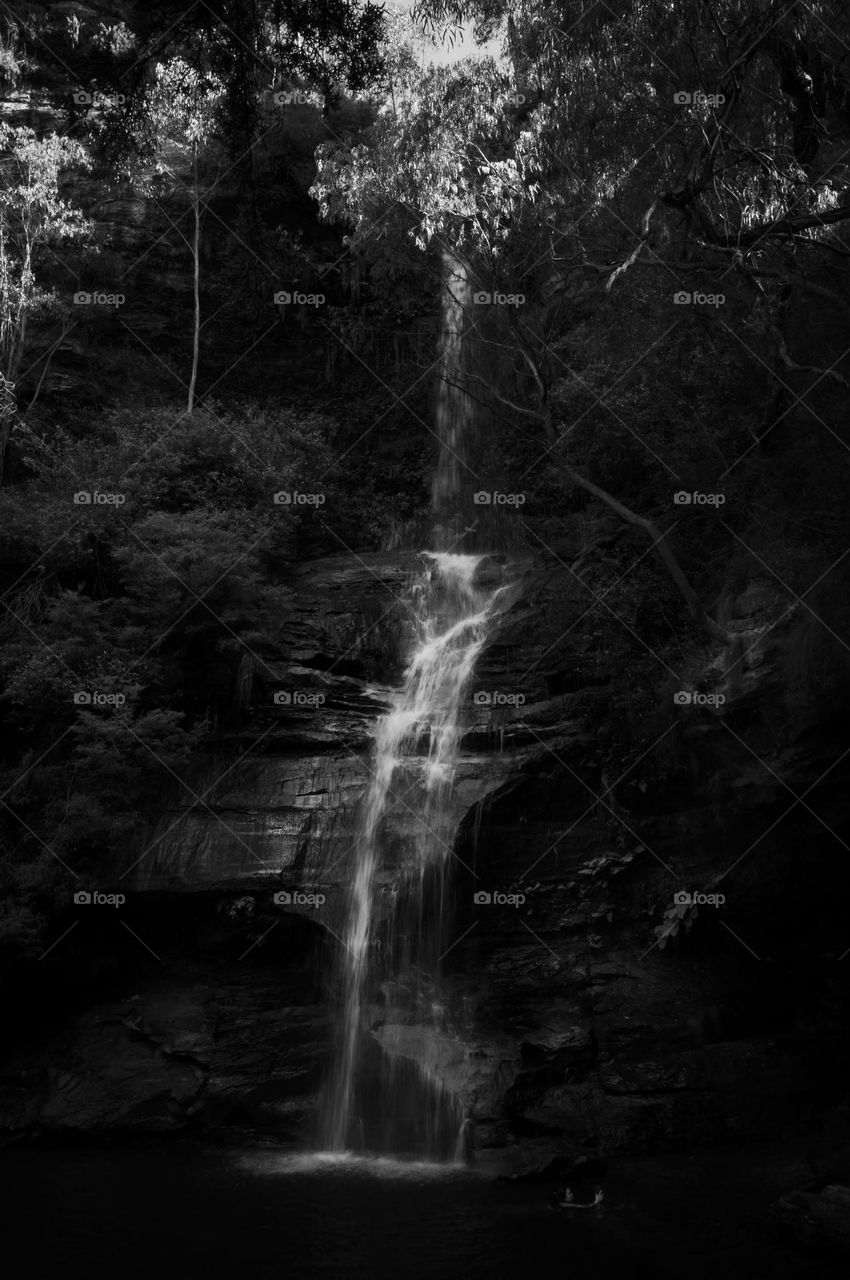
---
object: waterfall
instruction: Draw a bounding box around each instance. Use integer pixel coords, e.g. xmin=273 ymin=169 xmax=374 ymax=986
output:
xmin=431 ymin=250 xmax=475 ymax=552
xmin=319 ymin=250 xmax=508 ymax=1160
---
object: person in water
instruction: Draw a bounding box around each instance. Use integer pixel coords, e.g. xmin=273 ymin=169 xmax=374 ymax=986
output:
xmin=552 ymin=1187 xmax=604 ymax=1209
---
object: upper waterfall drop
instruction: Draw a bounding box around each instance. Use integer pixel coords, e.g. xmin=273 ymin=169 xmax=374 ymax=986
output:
xmin=431 ymin=253 xmax=476 ymax=552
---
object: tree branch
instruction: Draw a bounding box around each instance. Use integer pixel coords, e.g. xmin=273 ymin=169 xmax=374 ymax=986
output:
xmin=24 ymin=322 xmax=71 ymax=417
xmin=697 ymin=201 xmax=850 ymax=249
xmin=557 ymin=459 xmax=732 ymax=645
xmin=483 ymin=378 xmax=732 ymax=645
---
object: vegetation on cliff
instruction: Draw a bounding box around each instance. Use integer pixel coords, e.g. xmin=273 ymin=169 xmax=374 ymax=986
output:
xmin=1 ymin=0 xmax=850 ymax=973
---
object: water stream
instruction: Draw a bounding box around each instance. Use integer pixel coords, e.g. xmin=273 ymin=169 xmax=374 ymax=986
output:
xmin=319 ymin=252 xmax=509 ymax=1158
xmin=320 ymin=552 xmax=511 ymax=1157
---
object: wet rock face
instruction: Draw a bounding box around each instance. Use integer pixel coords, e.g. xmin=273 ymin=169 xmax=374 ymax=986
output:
xmin=125 ymin=553 xmax=538 ymax=935
xmin=126 ymin=554 xmax=416 ymax=919
xmin=425 ymin=565 xmax=850 ymax=1170
xmin=5 ymin=551 xmax=850 ymax=1167
xmin=773 ymin=1184 xmax=850 ymax=1260
xmin=0 ymin=955 xmax=332 ymax=1146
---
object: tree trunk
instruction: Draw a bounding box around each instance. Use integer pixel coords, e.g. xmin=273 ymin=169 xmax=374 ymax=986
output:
xmin=26 ymin=324 xmax=70 ymax=418
xmin=188 ymin=144 xmax=200 ymax=415
xmin=0 ymin=372 xmax=16 ymax=485
xmin=0 ymin=263 xmax=25 ymax=484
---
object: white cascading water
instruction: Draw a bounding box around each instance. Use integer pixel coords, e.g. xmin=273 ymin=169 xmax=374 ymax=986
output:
xmin=322 ymin=553 xmax=512 ymax=1156
xmin=320 ymin=250 xmax=506 ymax=1159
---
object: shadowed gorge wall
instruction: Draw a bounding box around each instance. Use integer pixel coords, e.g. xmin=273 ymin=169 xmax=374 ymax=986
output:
xmin=0 ymin=14 xmax=849 ymax=1264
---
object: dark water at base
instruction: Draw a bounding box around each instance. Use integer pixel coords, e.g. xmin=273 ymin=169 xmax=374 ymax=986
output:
xmin=1 ymin=1146 xmax=842 ymax=1280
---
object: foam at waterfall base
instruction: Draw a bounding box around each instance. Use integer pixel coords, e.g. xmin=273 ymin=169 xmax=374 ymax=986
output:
xmin=236 ymin=1151 xmax=472 ymax=1180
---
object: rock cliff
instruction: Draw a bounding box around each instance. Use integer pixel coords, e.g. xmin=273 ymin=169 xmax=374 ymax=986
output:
xmin=4 ymin=544 xmax=848 ymax=1178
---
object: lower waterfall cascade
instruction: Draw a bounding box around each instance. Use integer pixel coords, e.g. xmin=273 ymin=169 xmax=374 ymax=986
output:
xmin=319 ymin=552 xmax=516 ymax=1159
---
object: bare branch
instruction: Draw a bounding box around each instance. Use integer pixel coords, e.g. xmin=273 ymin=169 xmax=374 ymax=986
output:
xmin=559 ymin=459 xmax=732 ymax=645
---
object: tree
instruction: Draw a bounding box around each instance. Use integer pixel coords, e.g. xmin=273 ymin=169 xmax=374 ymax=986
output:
xmin=407 ymin=2 xmax=850 ymax=305
xmin=11 ymin=1 xmax=388 ymax=166
xmin=149 ymin=59 xmax=226 ymax=415
xmin=312 ymin=1 xmax=850 ymax=640
xmin=0 ymin=125 xmax=91 ymax=480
